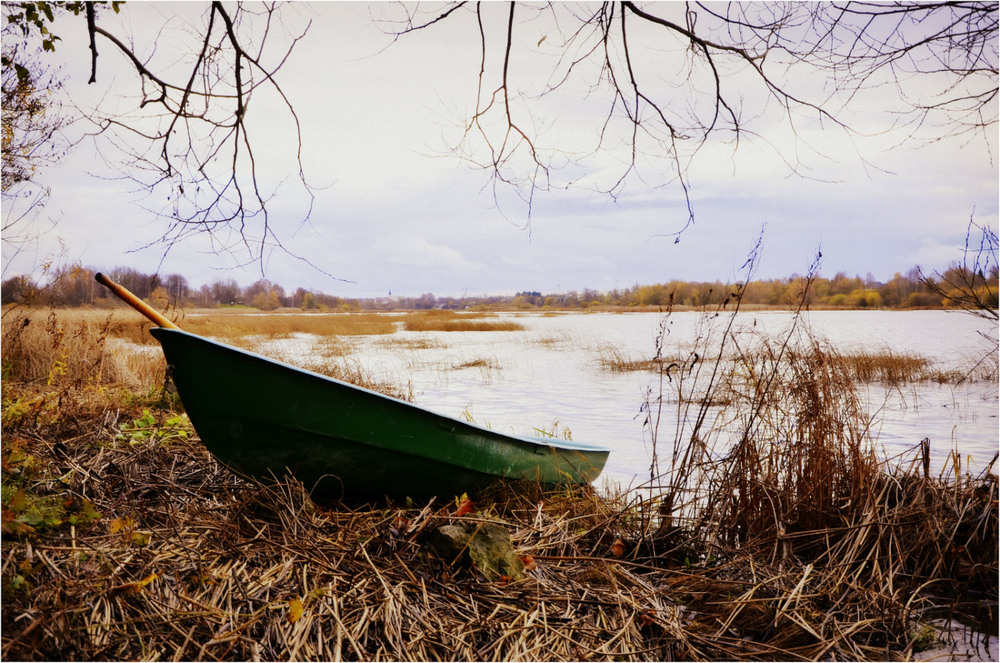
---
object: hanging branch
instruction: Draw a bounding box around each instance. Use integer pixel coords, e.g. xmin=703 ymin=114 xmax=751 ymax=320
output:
xmin=79 ymin=1 xmax=318 ymax=274
xmin=381 ymin=1 xmax=996 ymax=231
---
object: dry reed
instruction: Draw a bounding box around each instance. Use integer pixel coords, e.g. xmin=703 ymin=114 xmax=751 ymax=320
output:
xmin=595 ymin=343 xmax=695 ymax=374
xmin=182 ymin=312 xmax=398 ymax=338
xmin=1 ymin=308 xmax=166 ymax=390
xmin=596 ymin=334 xmax=988 ymax=388
xmin=403 ymin=318 xmax=525 ymax=333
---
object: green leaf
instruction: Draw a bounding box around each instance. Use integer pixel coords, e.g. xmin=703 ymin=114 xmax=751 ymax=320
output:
xmin=130 ymin=531 xmax=152 ymax=547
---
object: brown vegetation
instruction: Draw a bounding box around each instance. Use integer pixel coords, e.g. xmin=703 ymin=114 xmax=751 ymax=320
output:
xmin=0 ymin=308 xmax=166 ymax=389
xmin=596 ymin=339 xmax=997 ymax=387
xmin=183 ymin=312 xmax=399 ymax=339
xmin=402 ymin=312 xmax=525 ymax=333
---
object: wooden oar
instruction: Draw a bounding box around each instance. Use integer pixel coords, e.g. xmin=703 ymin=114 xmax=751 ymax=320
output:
xmin=95 ymin=273 xmax=181 ymax=330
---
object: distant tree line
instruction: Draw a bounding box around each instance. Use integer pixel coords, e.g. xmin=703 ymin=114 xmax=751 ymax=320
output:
xmin=2 ymin=263 xmax=997 ymax=312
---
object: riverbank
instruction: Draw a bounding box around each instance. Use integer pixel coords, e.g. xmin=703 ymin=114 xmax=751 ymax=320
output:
xmin=2 ymin=384 xmax=996 ymax=660
xmin=2 ymin=309 xmax=996 ymax=660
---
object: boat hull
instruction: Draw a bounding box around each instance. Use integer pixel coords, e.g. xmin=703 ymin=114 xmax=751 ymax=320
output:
xmin=150 ymin=328 xmax=610 ymax=499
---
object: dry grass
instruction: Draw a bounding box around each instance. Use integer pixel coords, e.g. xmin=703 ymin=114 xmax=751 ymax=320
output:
xmin=449 ymin=356 xmax=504 ymax=384
xmin=403 ymin=317 xmax=525 ymax=333
xmin=183 ymin=312 xmax=399 ymax=338
xmin=595 ymin=343 xmax=697 ymax=374
xmin=375 ymin=336 xmax=446 ymax=351
xmin=1 ymin=308 xmax=166 ymax=390
xmin=837 ymin=348 xmax=931 ymax=383
xmin=451 ymin=357 xmax=500 ymax=370
xmin=530 ymin=331 xmax=577 ymax=349
xmin=1 ymin=307 xmax=409 ymax=401
xmin=596 ymin=334 xmax=990 ymax=388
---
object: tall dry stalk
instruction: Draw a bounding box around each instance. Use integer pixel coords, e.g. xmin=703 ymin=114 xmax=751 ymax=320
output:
xmin=639 ymin=236 xmax=769 ymax=541
xmin=1 ymin=308 xmax=166 ymax=390
xmin=703 ymin=328 xmax=882 ymax=552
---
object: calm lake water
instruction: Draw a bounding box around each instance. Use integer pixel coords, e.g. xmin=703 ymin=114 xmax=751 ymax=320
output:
xmin=272 ymin=310 xmax=998 ymax=490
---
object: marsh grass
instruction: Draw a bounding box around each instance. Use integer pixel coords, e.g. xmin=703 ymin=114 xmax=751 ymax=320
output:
xmin=596 ymin=342 xmax=696 ymax=374
xmin=375 ymin=336 xmax=446 ymax=351
xmin=1 ymin=307 xmax=411 ymax=401
xmin=183 ymin=311 xmax=398 ymax=338
xmin=837 ymin=348 xmax=931 ymax=383
xmin=596 ymin=335 xmax=988 ymax=388
xmin=178 ymin=308 xmax=525 ymax=335
xmin=226 ymin=336 xmax=413 ymax=402
xmin=530 ymin=330 xmax=577 ymax=349
xmin=451 ymin=357 xmax=500 ymax=370
xmin=403 ymin=317 xmax=525 ymax=333
xmin=1 ymin=309 xmax=166 ymax=390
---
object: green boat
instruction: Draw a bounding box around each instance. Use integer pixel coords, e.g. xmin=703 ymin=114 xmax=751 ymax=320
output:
xmin=149 ymin=327 xmax=611 ymax=500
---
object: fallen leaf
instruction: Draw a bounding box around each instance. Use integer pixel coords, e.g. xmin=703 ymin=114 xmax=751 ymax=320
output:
xmin=520 ymin=555 xmax=537 ymax=571
xmin=130 ymin=531 xmax=151 ymax=547
xmin=454 ymin=497 xmax=476 ymax=517
xmin=610 ymin=539 xmax=625 ymax=558
xmin=110 ymin=573 xmax=158 ymax=597
xmin=8 ymin=490 xmax=27 ymax=513
xmin=109 ymin=516 xmax=133 ymax=535
xmin=136 ymin=572 xmax=159 ymax=588
xmin=288 ymin=597 xmax=304 ymax=623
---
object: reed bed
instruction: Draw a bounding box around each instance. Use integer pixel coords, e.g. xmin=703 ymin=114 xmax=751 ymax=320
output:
xmin=403 ymin=318 xmax=525 ymax=333
xmin=836 ymin=348 xmax=931 ymax=384
xmin=0 ymin=308 xmax=166 ymax=389
xmin=1 ymin=308 xmax=410 ymax=401
xmin=595 ymin=335 xmax=992 ymax=387
xmin=595 ymin=343 xmax=696 ymax=374
xmin=183 ymin=312 xmax=399 ymax=338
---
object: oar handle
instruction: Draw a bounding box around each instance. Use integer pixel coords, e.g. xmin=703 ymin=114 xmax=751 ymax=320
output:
xmin=95 ymin=273 xmax=181 ymax=330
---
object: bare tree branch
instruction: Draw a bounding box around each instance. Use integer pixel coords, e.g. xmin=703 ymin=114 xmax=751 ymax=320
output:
xmin=75 ymin=1 xmax=318 ymax=274
xmin=381 ymin=1 xmax=997 ymax=232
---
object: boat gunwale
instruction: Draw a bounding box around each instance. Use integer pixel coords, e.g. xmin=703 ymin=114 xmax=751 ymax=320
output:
xmin=149 ymin=327 xmax=611 ymax=456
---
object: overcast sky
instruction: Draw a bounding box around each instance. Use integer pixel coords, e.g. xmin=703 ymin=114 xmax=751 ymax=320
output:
xmin=3 ymin=2 xmax=998 ymax=298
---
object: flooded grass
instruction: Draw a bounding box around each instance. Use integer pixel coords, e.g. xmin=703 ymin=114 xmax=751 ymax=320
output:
xmin=530 ymin=330 xmax=577 ymax=349
xmin=594 ymin=335 xmax=992 ymax=388
xmin=375 ymin=336 xmax=446 ymax=351
xmin=594 ymin=343 xmax=697 ymax=373
xmin=837 ymin=348 xmax=931 ymax=383
xmin=451 ymin=357 xmax=501 ymax=371
xmin=402 ymin=317 xmax=525 ymax=332
xmin=449 ymin=356 xmax=504 ymax=383
xmin=184 ymin=311 xmax=399 ymax=338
